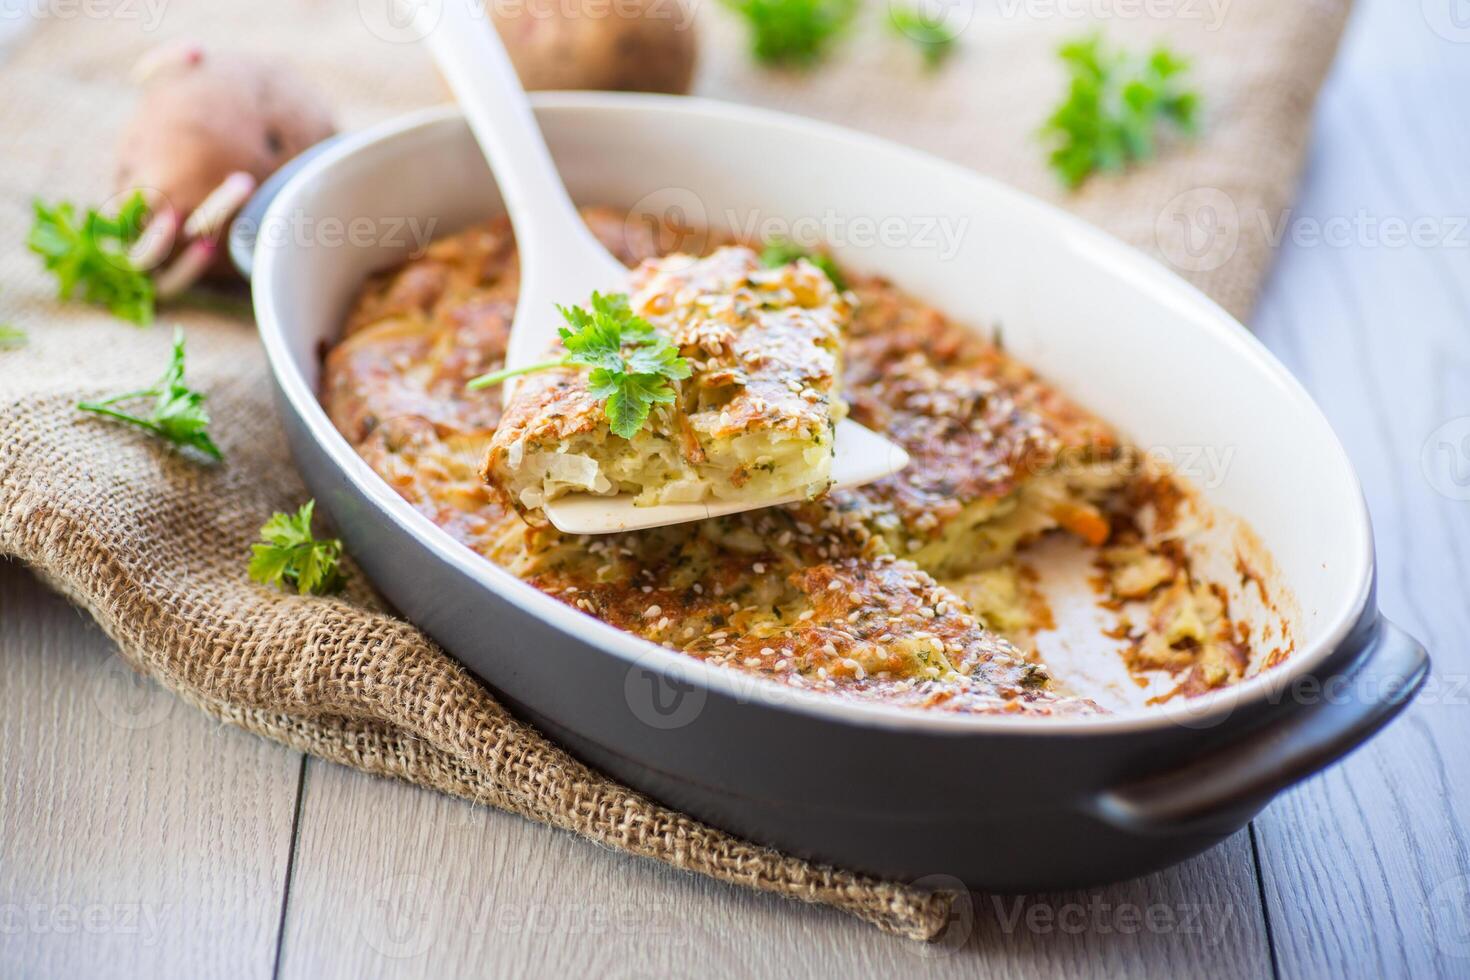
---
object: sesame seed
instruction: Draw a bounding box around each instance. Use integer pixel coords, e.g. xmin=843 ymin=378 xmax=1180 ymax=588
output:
xmin=643 ymin=605 xmax=662 ymax=619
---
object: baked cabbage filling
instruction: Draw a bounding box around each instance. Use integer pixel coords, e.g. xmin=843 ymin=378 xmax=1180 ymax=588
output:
xmin=483 ymin=246 xmax=849 ymax=521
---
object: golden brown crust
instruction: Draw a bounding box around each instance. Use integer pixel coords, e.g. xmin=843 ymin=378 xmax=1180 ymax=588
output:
xmin=630 ymin=247 xmax=845 ymax=441
xmin=840 ymin=273 xmax=1123 ymax=549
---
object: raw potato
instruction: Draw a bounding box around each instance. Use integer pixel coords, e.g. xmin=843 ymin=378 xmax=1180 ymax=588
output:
xmin=486 ymin=0 xmax=697 ymax=93
xmin=115 ymin=42 xmax=336 ymax=283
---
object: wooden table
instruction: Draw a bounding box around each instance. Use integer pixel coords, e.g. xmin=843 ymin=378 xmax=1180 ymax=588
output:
xmin=4 ymin=1 xmax=1466 ymax=975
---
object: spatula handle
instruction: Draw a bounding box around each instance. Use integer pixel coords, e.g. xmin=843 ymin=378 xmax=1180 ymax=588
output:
xmin=407 ymin=0 xmax=625 ymax=370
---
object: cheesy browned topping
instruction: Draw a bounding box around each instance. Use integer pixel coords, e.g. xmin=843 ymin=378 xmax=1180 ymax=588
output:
xmin=483 ymin=247 xmax=848 ymax=517
xmin=321 ymin=208 xmax=1245 ymax=716
xmin=630 ymin=246 xmax=845 ymax=442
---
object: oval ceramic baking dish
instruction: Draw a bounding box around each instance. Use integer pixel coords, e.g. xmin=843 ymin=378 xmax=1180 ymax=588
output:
xmin=238 ymin=96 xmax=1428 ymax=891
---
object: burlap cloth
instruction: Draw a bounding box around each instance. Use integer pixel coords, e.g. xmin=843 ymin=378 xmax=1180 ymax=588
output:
xmin=0 ymin=0 xmax=1349 ymax=941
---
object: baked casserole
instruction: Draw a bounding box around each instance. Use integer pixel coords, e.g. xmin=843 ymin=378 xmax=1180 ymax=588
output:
xmin=322 ymin=208 xmax=1262 ymax=716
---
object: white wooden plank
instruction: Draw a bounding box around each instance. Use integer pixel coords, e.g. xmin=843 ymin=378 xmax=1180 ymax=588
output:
xmin=0 ymin=562 xmax=303 ymax=980
xmin=275 ymin=757 xmax=1270 ymax=979
xmin=1248 ymin=2 xmax=1470 ymax=977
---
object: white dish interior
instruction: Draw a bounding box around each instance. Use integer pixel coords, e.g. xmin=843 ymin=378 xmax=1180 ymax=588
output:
xmin=252 ymin=97 xmax=1373 ymax=731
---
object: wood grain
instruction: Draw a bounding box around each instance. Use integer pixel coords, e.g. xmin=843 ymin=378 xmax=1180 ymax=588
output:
xmin=0 ymin=561 xmax=302 ymax=979
xmin=275 ymin=757 xmax=1270 ymax=979
xmin=1247 ymin=3 xmax=1470 ymax=978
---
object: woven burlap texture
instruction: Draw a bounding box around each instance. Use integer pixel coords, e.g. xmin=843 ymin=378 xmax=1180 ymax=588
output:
xmin=0 ymin=0 xmax=1349 ymax=941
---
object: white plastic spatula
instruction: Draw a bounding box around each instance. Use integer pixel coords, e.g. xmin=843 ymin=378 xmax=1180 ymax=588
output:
xmin=413 ymin=0 xmax=909 ymax=534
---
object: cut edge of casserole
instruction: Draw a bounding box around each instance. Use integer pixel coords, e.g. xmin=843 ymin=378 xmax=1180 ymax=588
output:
xmin=837 ymin=341 xmax=1133 ymax=580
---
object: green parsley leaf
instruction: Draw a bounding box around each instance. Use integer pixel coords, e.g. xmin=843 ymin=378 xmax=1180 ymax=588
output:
xmin=1042 ymin=35 xmax=1201 ymax=189
xmin=721 ymin=0 xmax=857 ymax=67
xmin=28 ymin=192 xmax=155 ymax=325
xmin=76 ymin=326 xmax=222 ymax=460
xmin=758 ymin=239 xmax=848 ymax=291
xmin=592 ymin=366 xmax=680 ymax=439
xmin=888 ymin=5 xmax=959 ymax=69
xmin=466 ymin=292 xmax=691 ymax=440
xmin=0 ymin=324 xmax=25 ymax=349
xmin=248 ymin=500 xmax=345 ymax=596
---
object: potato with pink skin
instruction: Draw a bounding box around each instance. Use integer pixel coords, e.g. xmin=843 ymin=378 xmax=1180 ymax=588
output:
xmin=115 ymin=42 xmax=336 ymax=291
xmin=485 ymin=0 xmax=697 ymax=94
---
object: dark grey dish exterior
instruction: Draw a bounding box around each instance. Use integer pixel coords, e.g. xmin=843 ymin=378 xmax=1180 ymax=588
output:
xmin=273 ymin=377 xmax=1426 ymax=892
xmin=238 ymin=140 xmax=1429 ymax=891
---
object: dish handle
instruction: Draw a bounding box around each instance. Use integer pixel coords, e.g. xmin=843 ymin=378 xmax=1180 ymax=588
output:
xmin=228 ymin=135 xmax=348 ymax=281
xmin=1092 ymin=615 xmax=1428 ymax=835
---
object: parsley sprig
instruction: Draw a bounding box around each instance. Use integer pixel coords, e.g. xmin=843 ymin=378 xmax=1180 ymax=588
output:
xmin=77 ymin=327 xmax=222 ymax=460
xmin=759 ymin=239 xmax=847 ymax=291
xmin=1043 ymin=35 xmax=1201 ymax=189
xmin=888 ymin=5 xmax=959 ymax=69
xmin=467 ymin=292 xmax=691 ymax=440
xmin=248 ymin=500 xmax=345 ymax=596
xmin=28 ymin=192 xmax=155 ymax=325
xmin=721 ymin=0 xmax=857 ymax=67
xmin=0 ymin=324 xmax=25 ymax=349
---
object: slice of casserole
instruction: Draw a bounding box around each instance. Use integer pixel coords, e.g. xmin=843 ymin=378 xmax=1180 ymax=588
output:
xmin=483 ymin=246 xmax=850 ymax=522
xmin=836 ymin=274 xmax=1133 ymax=579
